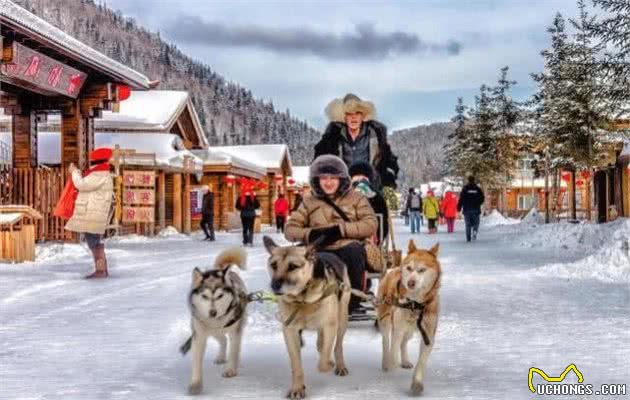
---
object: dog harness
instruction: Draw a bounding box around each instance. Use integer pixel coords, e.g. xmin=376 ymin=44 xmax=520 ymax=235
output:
xmin=282 ymin=280 xmax=341 ymax=327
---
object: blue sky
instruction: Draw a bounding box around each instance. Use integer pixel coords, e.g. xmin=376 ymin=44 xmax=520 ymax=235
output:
xmin=107 ymin=0 xmax=581 ymax=130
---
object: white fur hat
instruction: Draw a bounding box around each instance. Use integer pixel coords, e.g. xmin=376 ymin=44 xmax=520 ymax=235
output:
xmin=325 ymin=93 xmax=376 ymax=123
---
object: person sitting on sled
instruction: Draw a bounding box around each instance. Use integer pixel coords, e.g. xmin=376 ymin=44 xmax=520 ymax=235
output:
xmin=285 ymin=155 xmax=377 ymax=315
xmin=314 ymin=93 xmax=399 ymax=190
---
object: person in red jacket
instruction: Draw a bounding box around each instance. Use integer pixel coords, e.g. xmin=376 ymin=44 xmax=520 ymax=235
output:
xmin=441 ymin=191 xmax=458 ymax=234
xmin=273 ymin=193 xmax=290 ymax=233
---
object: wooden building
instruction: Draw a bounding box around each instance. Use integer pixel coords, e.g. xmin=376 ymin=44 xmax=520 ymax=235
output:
xmin=0 ymin=1 xmax=153 ymax=241
xmin=209 ymin=145 xmax=293 ymax=225
xmin=193 ymin=149 xmax=266 ymax=231
xmin=33 ymin=90 xmax=208 ymax=235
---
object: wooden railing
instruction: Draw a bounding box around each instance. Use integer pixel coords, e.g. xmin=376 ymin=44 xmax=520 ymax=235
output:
xmin=0 ymin=167 xmax=67 ymax=241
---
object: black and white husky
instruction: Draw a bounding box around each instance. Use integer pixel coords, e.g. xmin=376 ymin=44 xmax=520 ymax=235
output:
xmin=187 ymin=247 xmax=248 ymax=395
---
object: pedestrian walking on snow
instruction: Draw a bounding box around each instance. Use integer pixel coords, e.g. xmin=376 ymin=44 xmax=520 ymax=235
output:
xmin=441 ymin=191 xmax=458 ymax=234
xmin=458 ymin=176 xmax=485 ymax=242
xmin=406 ymin=188 xmax=422 ymax=234
xmin=200 ymin=185 xmax=215 ymax=241
xmin=423 ymin=190 xmax=440 ymax=234
xmin=274 ymin=193 xmax=290 ymax=233
xmin=236 ymin=191 xmax=260 ymax=247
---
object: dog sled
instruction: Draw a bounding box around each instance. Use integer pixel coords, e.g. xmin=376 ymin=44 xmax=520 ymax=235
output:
xmin=349 ymin=212 xmax=401 ymax=322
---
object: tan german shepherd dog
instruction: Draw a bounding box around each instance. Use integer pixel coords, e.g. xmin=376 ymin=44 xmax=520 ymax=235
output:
xmin=263 ymin=236 xmax=351 ymax=400
xmin=377 ymin=240 xmax=441 ymax=396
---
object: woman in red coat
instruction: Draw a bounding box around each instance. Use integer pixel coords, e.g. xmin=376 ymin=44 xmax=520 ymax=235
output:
xmin=441 ymin=191 xmax=458 ymax=234
xmin=273 ymin=193 xmax=290 ymax=233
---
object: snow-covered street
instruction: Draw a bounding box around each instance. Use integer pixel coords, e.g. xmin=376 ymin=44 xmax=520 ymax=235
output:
xmin=1 ymin=218 xmax=629 ymax=400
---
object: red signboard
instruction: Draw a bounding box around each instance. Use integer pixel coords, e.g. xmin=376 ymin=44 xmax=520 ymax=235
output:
xmin=123 ymin=189 xmax=155 ymax=206
xmin=123 ymin=170 xmax=156 ymax=188
xmin=0 ymin=42 xmax=87 ymax=98
xmin=122 ymin=206 xmax=155 ymax=224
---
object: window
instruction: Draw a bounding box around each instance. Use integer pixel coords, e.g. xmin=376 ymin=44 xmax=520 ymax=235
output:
xmin=518 ymin=194 xmax=535 ymax=210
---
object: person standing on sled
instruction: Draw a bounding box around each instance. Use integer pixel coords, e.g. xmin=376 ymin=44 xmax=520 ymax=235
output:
xmin=64 ymin=148 xmax=114 ymax=279
xmin=458 ymin=176 xmax=485 ymax=242
xmin=285 ymin=155 xmax=377 ymax=315
xmin=314 ymin=93 xmax=399 ymax=191
xmin=200 ymin=184 xmax=215 ymax=241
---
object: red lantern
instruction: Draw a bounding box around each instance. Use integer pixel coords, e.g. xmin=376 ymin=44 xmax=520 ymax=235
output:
xmin=288 ymin=178 xmax=296 ymax=186
xmin=581 ymin=171 xmax=591 ymax=180
xmin=561 ymin=172 xmax=571 ymax=182
xmin=576 ymin=180 xmax=584 ymax=187
xmin=274 ymin=175 xmax=283 ymax=182
xmin=118 ymin=85 xmax=131 ymax=101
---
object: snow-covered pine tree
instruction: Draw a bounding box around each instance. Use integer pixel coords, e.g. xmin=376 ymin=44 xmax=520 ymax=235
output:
xmin=589 ymin=0 xmax=630 ymax=109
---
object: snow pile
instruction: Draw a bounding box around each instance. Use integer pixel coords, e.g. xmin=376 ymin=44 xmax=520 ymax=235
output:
xmin=534 ymin=219 xmax=630 ymax=283
xmin=157 ymin=226 xmax=187 ymax=238
xmin=105 ymin=227 xmax=189 ymax=244
xmin=521 ymin=207 xmax=545 ymax=225
xmin=514 ymin=219 xmax=624 ymax=253
xmin=482 ymin=210 xmax=519 ymax=227
xmin=34 ymin=243 xmax=87 ymax=264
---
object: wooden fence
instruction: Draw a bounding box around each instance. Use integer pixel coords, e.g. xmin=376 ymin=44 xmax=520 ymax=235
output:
xmin=0 ymin=167 xmax=67 ymax=241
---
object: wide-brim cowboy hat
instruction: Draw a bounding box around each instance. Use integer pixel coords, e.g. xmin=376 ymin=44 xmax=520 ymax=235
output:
xmin=325 ymin=93 xmax=376 ymax=123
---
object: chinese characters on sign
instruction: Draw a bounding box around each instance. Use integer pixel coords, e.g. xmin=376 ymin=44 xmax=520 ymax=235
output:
xmin=122 ymin=171 xmax=156 ymax=224
xmin=0 ymin=41 xmax=87 ymax=98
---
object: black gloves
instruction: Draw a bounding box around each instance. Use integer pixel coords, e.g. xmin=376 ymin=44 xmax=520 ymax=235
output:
xmin=308 ymin=225 xmax=342 ymax=248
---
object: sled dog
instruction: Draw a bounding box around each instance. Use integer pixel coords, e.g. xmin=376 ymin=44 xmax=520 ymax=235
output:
xmin=263 ymin=235 xmax=351 ymax=400
xmin=377 ymin=240 xmax=441 ymax=396
xmin=186 ymin=247 xmax=248 ymax=395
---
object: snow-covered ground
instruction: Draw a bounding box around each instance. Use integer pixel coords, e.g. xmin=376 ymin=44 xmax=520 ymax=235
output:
xmin=1 ymin=217 xmax=629 ymax=400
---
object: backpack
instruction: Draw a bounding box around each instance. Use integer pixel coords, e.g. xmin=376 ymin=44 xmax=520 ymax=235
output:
xmin=410 ymin=194 xmax=421 ymax=209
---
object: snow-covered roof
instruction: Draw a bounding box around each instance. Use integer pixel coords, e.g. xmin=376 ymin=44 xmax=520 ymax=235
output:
xmin=37 ymin=130 xmax=202 ymax=172
xmin=0 ymin=0 xmax=151 ymax=89
xmin=96 ymin=91 xmax=207 ymax=147
xmin=289 ymin=166 xmax=310 ymax=187
xmin=192 ymin=149 xmax=266 ymax=177
xmin=96 ymin=132 xmax=202 ymax=172
xmin=0 ymin=213 xmax=22 ymax=225
xmin=210 ymin=144 xmax=292 ymax=174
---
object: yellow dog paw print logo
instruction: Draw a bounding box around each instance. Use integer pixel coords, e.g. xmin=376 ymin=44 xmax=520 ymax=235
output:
xmin=528 ymin=364 xmax=584 ymax=393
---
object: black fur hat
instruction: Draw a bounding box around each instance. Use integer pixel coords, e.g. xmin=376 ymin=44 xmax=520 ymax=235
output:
xmin=309 ymin=155 xmax=351 ymax=198
xmin=348 ymin=161 xmax=376 ymax=183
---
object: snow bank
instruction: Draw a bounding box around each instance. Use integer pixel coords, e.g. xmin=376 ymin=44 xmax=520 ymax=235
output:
xmin=482 ymin=210 xmax=519 ymax=227
xmin=34 ymin=243 xmax=88 ymax=264
xmin=157 ymin=226 xmax=187 ymax=238
xmin=534 ymin=219 xmax=630 ymax=283
xmin=105 ymin=227 xmax=190 ymax=244
xmin=513 ymin=219 xmax=627 ymax=253
xmin=522 ymin=207 xmax=545 ymax=225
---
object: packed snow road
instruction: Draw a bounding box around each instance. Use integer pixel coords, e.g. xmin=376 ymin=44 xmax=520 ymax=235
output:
xmin=1 ymin=219 xmax=628 ymax=400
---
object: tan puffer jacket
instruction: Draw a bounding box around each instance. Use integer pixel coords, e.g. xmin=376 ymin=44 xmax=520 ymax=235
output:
xmin=285 ymin=190 xmax=377 ymax=250
xmin=65 ymin=170 xmax=114 ymax=235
